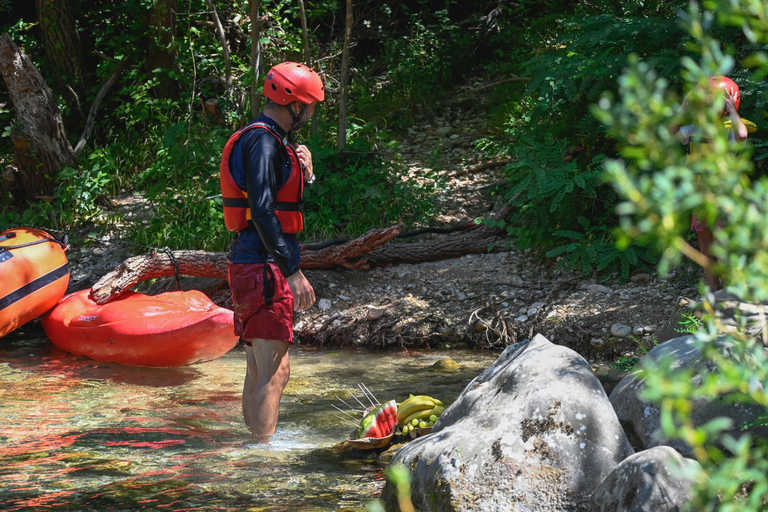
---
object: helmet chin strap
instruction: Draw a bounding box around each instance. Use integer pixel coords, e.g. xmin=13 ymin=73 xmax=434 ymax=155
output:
xmin=289 ymin=103 xmax=307 ymax=132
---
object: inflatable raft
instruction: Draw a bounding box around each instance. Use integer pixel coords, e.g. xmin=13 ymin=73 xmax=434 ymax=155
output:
xmin=0 ymin=227 xmax=70 ymax=339
xmin=41 ymin=289 xmax=239 ymax=367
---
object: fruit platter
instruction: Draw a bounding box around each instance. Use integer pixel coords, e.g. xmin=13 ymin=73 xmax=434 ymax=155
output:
xmin=335 ymin=385 xmax=446 ymax=451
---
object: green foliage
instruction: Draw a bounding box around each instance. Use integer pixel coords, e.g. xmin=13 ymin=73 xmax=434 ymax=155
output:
xmin=302 ymin=120 xmax=441 ymax=240
xmin=677 ymin=311 xmax=704 ymax=335
xmin=476 ymin=4 xmax=688 ymax=276
xmin=596 ymin=1 xmax=768 ymax=509
xmin=610 ymin=356 xmax=639 ymax=372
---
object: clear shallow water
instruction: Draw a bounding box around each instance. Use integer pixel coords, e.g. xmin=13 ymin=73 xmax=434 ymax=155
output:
xmin=0 ymin=334 xmax=497 ymax=511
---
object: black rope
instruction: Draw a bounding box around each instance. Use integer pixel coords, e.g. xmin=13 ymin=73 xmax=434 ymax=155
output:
xmin=0 ymin=227 xmax=70 ymax=252
xmin=2 ymin=225 xmax=185 ymax=287
xmin=161 ymin=247 xmax=182 ymax=291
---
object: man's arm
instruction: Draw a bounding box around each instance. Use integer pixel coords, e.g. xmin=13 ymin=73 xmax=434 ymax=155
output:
xmin=243 ymin=131 xmax=300 ymax=277
xmin=725 ymin=90 xmax=748 ymax=142
xmin=243 ymin=131 xmax=315 ymax=310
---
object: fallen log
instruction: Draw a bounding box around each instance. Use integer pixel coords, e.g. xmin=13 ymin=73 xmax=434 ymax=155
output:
xmin=90 ymin=207 xmax=512 ymax=304
xmin=90 ymin=226 xmax=403 ymax=304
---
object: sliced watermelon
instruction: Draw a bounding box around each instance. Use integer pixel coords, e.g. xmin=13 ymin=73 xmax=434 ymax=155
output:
xmin=355 ymin=399 xmax=398 ymax=439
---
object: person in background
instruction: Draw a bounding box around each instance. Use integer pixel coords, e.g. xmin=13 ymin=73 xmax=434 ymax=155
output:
xmin=220 ymin=62 xmax=324 ymax=440
xmin=673 ymin=76 xmax=748 ymax=291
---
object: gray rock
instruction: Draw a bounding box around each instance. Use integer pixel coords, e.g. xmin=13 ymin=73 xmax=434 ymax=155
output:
xmin=630 ymin=273 xmax=652 ymax=283
xmin=318 ymin=298 xmax=333 ymax=310
xmin=515 ymin=315 xmax=529 ymax=323
xmin=610 ymin=335 xmax=768 ymax=456
xmin=610 ymin=323 xmax=632 ymax=338
xmin=382 ymin=334 xmax=634 ymax=512
xmin=633 ymin=325 xmax=645 ymax=336
xmin=509 ymin=274 xmax=524 ymax=285
xmin=591 ymin=338 xmax=605 ymax=348
xmin=588 ymin=446 xmax=700 ymax=512
xmin=367 ymin=306 xmax=385 ymax=320
xmin=436 ymin=126 xmax=453 ymax=137
xmin=587 ymin=284 xmax=612 ymax=295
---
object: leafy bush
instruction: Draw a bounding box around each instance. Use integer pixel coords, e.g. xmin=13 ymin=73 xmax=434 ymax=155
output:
xmin=478 ymin=4 xmax=689 ymax=276
xmin=301 ymin=120 xmax=441 ymax=240
xmin=596 ymin=1 xmax=768 ymax=509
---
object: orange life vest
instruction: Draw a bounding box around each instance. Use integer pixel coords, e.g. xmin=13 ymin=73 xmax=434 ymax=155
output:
xmin=220 ymin=121 xmax=304 ymax=233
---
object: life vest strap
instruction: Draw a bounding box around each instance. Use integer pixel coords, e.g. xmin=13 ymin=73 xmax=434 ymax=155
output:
xmin=222 ymin=197 xmax=250 ymax=208
xmin=275 ymin=201 xmax=303 ymax=212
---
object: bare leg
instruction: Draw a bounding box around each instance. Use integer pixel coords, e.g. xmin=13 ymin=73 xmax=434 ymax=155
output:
xmin=242 ymin=338 xmax=290 ymax=441
xmin=697 ymin=230 xmax=721 ymax=291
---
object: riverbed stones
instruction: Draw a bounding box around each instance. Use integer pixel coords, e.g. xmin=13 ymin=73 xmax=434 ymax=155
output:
xmin=587 ymin=446 xmax=700 ymax=512
xmin=610 ymin=323 xmax=631 ymax=338
xmin=381 ymin=334 xmax=633 ymax=512
xmin=610 ymin=335 xmax=768 ymax=456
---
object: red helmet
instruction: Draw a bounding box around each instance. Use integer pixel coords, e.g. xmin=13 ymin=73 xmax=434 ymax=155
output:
xmin=263 ymin=62 xmax=325 ymax=105
xmin=709 ymin=76 xmax=740 ymax=111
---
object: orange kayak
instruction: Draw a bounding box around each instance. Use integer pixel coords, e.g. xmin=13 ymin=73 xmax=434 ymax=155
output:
xmin=41 ymin=289 xmax=239 ymax=367
xmin=0 ymin=227 xmax=70 ymax=339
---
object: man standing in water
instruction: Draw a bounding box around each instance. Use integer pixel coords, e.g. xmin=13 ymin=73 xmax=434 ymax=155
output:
xmin=220 ymin=62 xmax=324 ymax=440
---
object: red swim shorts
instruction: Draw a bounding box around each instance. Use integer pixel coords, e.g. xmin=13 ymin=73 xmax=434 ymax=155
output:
xmin=691 ymin=213 xmax=726 ymax=232
xmin=228 ymin=261 xmax=294 ymax=343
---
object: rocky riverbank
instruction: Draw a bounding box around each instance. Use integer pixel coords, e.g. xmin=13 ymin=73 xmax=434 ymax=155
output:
xmin=48 ymin=81 xmax=708 ymax=373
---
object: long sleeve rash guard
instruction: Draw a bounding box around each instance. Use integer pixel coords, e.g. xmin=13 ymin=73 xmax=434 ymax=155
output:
xmin=227 ymin=114 xmax=301 ymax=277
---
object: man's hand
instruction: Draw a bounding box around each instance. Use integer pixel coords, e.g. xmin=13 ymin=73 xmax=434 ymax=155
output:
xmin=287 ymin=270 xmax=316 ymax=310
xmin=724 ymin=89 xmax=748 ymax=141
xmin=295 ymin=145 xmax=314 ymax=182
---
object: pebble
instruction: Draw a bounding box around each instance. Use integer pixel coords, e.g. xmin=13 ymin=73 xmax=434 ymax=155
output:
xmin=318 ymin=299 xmax=332 ymax=310
xmin=591 ymin=338 xmax=606 ymax=348
xmin=630 ymin=273 xmax=651 ymax=283
xmin=515 ymin=315 xmax=529 ymax=323
xmin=367 ymin=306 xmax=386 ymax=320
xmin=643 ymin=324 xmax=657 ymax=333
xmin=436 ymin=126 xmax=453 ymax=137
xmin=632 ymin=325 xmax=644 ymax=336
xmin=610 ymin=323 xmax=632 ymax=338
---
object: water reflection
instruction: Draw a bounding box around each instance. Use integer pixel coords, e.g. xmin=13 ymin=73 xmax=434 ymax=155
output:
xmin=0 ymin=335 xmax=496 ymax=511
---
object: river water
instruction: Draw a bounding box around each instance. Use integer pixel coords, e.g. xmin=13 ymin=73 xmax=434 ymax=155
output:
xmin=0 ymin=334 xmax=497 ymax=511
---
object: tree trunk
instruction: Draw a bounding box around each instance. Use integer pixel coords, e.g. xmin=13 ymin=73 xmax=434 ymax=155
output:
xmin=90 ymin=226 xmax=402 ymax=304
xmin=249 ymin=0 xmax=262 ymax=119
xmin=206 ymin=0 xmax=232 ymax=93
xmin=146 ymin=0 xmax=179 ymax=99
xmin=0 ymin=33 xmax=77 ymax=201
xmin=337 ymin=0 xmax=352 ymax=149
xmin=35 ymin=0 xmax=91 ymax=113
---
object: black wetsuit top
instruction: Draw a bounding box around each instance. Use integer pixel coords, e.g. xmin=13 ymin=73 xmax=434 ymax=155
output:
xmin=227 ymin=114 xmax=300 ymax=277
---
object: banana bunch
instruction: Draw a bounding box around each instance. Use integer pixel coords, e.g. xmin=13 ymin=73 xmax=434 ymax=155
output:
xmin=397 ymin=395 xmax=445 ymax=434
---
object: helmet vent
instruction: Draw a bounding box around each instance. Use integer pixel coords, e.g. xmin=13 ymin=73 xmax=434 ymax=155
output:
xmin=271 ymin=84 xmax=277 ymax=91
xmin=285 ymin=88 xmax=293 ymax=95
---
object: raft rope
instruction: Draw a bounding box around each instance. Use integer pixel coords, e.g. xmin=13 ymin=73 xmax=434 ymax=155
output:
xmin=0 ymin=231 xmax=70 ymax=252
xmin=1 ymin=225 xmax=181 ymax=288
xmin=159 ymin=247 xmax=182 ymax=291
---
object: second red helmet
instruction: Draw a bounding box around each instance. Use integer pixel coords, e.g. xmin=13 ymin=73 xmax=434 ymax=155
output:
xmin=264 ymin=62 xmax=325 ymax=105
xmin=709 ymin=76 xmax=740 ymax=111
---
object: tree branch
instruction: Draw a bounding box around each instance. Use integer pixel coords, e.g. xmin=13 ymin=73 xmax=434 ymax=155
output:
xmin=74 ymin=56 xmax=129 ymax=155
